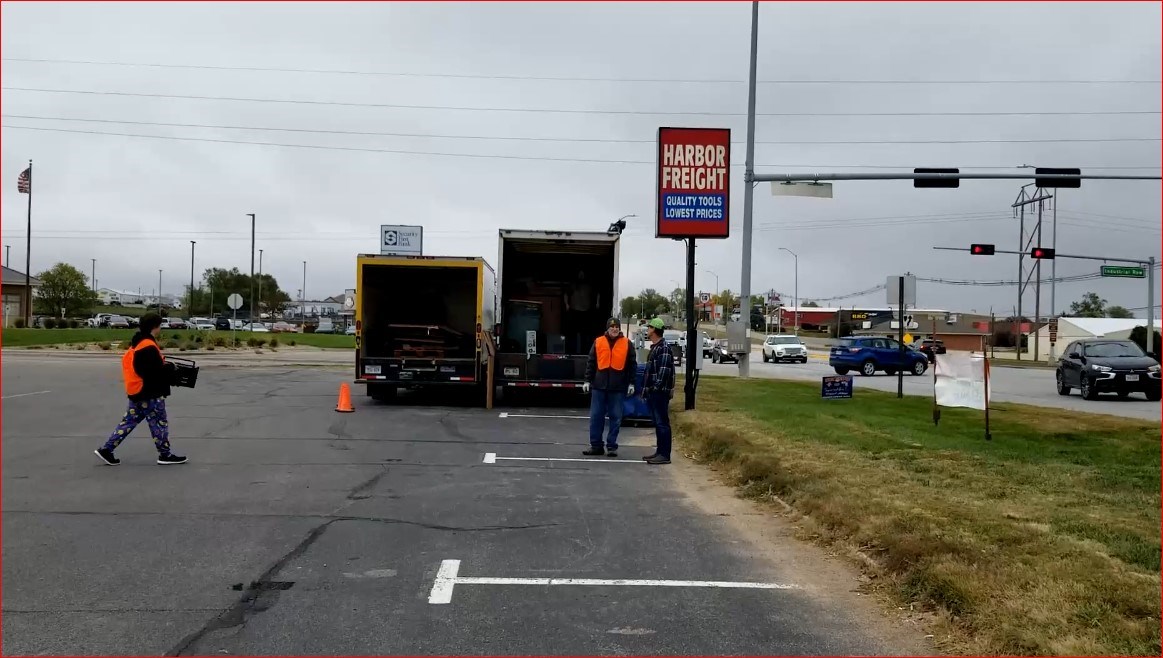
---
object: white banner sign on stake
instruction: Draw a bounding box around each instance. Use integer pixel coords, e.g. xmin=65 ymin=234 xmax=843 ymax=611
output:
xmin=934 ymin=352 xmax=990 ymax=411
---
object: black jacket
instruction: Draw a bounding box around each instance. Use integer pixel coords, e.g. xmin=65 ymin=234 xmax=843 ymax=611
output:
xmin=584 ymin=335 xmax=637 ymax=391
xmin=129 ymin=332 xmax=174 ymax=402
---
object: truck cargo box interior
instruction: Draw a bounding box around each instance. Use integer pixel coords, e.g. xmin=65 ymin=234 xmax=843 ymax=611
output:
xmin=361 ymin=265 xmax=478 ymax=360
xmin=500 ymin=239 xmax=615 ymax=355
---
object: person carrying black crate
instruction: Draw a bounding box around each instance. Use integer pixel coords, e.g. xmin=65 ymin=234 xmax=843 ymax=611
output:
xmin=95 ymin=312 xmax=188 ymax=466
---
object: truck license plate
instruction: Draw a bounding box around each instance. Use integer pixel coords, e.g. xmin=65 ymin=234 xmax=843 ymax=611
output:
xmin=364 ymin=365 xmax=382 ymax=375
xmin=1126 ymin=374 xmax=1139 ymax=381
xmin=503 ymin=367 xmax=520 ymax=377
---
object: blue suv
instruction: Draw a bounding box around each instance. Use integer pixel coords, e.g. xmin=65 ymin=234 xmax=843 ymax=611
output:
xmin=829 ymin=337 xmax=929 ymax=377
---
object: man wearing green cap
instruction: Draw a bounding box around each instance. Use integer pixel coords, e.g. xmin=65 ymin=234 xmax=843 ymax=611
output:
xmin=582 ymin=317 xmax=636 ymax=457
xmin=640 ymin=317 xmax=675 ymax=464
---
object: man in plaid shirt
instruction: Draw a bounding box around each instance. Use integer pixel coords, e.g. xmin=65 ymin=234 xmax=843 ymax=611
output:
xmin=640 ymin=318 xmax=675 ymax=465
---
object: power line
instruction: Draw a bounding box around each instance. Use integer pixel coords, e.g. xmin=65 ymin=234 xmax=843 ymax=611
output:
xmin=6 ymin=57 xmax=1160 ymax=85
xmin=6 ymin=114 xmax=1159 ymax=145
xmin=5 ymin=86 xmax=1160 ymax=117
xmin=5 ymin=124 xmax=1161 ymax=171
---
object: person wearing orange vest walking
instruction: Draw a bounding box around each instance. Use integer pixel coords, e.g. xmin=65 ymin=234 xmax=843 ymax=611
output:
xmin=95 ymin=313 xmax=187 ymax=466
xmin=582 ymin=317 xmax=637 ymax=457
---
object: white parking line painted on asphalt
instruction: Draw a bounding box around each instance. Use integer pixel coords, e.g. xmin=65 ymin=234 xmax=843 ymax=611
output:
xmin=498 ymin=413 xmax=589 ymax=420
xmin=427 ymin=559 xmax=798 ymax=604
xmin=1 ymin=390 xmax=51 ymax=400
xmin=482 ymin=452 xmax=643 ymax=465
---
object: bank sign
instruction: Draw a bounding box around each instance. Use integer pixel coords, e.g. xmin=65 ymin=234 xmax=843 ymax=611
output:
xmin=655 ymin=127 xmax=731 ymax=239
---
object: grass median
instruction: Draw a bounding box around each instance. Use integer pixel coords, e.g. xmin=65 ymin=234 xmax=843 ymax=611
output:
xmin=675 ymin=376 xmax=1160 ymax=655
xmin=1 ymin=328 xmax=354 ymax=349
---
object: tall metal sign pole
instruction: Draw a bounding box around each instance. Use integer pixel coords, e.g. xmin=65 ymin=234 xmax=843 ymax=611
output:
xmin=738 ymin=0 xmax=759 ymax=378
xmin=247 ymin=213 xmax=256 ymax=324
xmin=656 ymin=127 xmax=731 ymax=410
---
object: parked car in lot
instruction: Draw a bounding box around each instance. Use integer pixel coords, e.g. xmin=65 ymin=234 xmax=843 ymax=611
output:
xmin=761 ymin=334 xmax=809 ymax=363
xmin=272 ymin=321 xmax=296 ymax=333
xmin=344 ymin=324 xmax=356 ymax=336
xmin=315 ymin=318 xmax=336 ymax=334
xmin=106 ymin=315 xmax=131 ymax=329
xmin=88 ymin=313 xmax=112 ymax=327
xmin=164 ymin=317 xmax=187 ymax=330
xmin=214 ymin=317 xmax=233 ymax=331
xmin=242 ymin=322 xmax=270 ymax=333
xmin=710 ymin=339 xmax=738 ymax=364
xmin=702 ymin=335 xmax=715 ymax=358
xmin=190 ymin=317 xmax=216 ymax=331
xmin=913 ymin=338 xmax=947 ymax=363
xmin=829 ymin=336 xmax=928 ymax=377
xmin=663 ymin=330 xmax=685 ymax=366
xmin=1055 ymin=338 xmax=1162 ymax=401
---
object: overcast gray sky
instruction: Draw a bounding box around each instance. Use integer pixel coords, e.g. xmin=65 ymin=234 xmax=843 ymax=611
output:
xmin=2 ymin=1 xmax=1160 ymax=316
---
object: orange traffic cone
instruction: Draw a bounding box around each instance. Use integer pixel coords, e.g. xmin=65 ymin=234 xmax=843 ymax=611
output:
xmin=335 ymin=382 xmax=355 ymax=413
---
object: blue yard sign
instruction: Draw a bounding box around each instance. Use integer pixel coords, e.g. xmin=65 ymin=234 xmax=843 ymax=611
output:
xmin=821 ymin=375 xmax=853 ymax=400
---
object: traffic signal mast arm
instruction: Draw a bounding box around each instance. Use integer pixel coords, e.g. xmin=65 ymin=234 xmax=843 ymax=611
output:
xmin=935 ymin=246 xmax=1152 ymax=265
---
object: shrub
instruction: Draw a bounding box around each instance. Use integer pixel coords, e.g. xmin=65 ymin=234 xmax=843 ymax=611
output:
xmin=162 ymin=339 xmax=181 ymax=349
xmin=13 ymin=318 xmax=26 ymax=328
xmin=289 ymin=339 xmax=297 ymax=347
xmin=43 ymin=318 xmax=57 ymax=329
xmin=247 ymin=337 xmax=268 ymax=348
xmin=206 ymin=345 xmax=215 ymax=351
xmin=171 ymin=333 xmax=182 ymax=341
xmin=75 ymin=344 xmax=85 ymax=350
xmin=69 ymin=319 xmax=81 ymax=328
xmin=212 ymin=336 xmax=227 ymax=348
xmin=98 ymin=342 xmax=112 ymax=351
xmin=268 ymin=337 xmax=279 ymax=348
xmin=194 ymin=334 xmax=204 ymax=344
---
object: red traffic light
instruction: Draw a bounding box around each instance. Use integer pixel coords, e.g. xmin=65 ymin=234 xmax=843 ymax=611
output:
xmin=1030 ymin=247 xmax=1056 ymax=259
xmin=970 ymin=243 xmax=995 ymax=255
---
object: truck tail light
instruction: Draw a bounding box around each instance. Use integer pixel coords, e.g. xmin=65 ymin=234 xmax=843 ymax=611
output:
xmin=355 ymin=320 xmax=361 ymax=332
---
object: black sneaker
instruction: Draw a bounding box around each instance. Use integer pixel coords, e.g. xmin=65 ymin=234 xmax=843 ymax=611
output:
xmin=582 ymin=447 xmax=605 ymax=456
xmin=607 ymin=450 xmax=618 ymax=458
xmin=645 ymin=455 xmax=671 ymax=465
xmin=94 ymin=448 xmax=120 ymax=466
xmin=157 ymin=453 xmax=188 ymax=465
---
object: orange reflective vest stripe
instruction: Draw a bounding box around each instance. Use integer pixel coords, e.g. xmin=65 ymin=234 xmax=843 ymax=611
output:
xmin=122 ymin=338 xmax=164 ymax=396
xmin=594 ymin=336 xmax=629 ymax=371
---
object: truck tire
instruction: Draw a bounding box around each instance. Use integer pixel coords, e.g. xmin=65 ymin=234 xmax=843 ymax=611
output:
xmin=368 ymin=384 xmax=396 ymax=402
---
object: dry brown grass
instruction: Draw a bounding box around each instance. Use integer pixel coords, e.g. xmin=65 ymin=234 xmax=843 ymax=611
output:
xmin=675 ymin=377 xmax=1161 ymax=655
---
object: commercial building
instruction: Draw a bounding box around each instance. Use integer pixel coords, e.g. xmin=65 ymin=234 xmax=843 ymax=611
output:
xmin=2 ymin=266 xmax=41 ymax=327
xmin=1026 ymin=317 xmax=1163 ymax=361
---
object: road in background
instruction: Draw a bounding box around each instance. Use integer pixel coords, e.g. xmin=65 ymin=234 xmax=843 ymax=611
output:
xmin=700 ymin=346 xmax=1161 ymax=421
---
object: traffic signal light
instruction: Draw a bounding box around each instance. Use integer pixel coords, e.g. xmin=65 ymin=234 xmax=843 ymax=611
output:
xmin=1030 ymin=247 xmax=1056 ymax=259
xmin=1035 ymin=167 xmax=1081 ymax=189
xmin=914 ymin=168 xmax=960 ymax=188
xmin=970 ymin=243 xmax=995 ymax=255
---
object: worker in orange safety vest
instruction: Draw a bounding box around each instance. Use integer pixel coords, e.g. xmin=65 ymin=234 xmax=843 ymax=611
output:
xmin=582 ymin=317 xmax=637 ymax=457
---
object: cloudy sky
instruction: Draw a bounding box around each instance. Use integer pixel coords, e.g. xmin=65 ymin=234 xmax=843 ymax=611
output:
xmin=2 ymin=1 xmax=1160 ymax=317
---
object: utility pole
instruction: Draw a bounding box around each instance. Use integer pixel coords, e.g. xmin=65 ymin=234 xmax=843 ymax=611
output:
xmin=301 ymin=260 xmax=307 ymax=325
xmin=157 ymin=270 xmax=163 ymax=314
xmin=189 ymin=241 xmax=196 ymax=315
xmin=6 ymin=245 xmax=10 ymax=267
xmin=780 ymin=247 xmax=798 ymax=335
xmin=90 ymin=259 xmax=96 ymax=292
xmin=738 ymin=0 xmax=759 ymax=378
xmin=247 ymin=213 xmax=256 ymax=323
xmin=257 ymin=248 xmax=264 ymax=320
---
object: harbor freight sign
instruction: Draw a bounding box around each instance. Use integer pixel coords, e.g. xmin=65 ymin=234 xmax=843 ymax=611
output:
xmin=656 ymin=127 xmax=731 ymax=239
xmin=1100 ymin=265 xmax=1146 ymax=278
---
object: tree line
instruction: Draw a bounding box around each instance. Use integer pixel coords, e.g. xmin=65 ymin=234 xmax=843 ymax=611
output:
xmin=30 ymin=262 xmax=295 ymax=319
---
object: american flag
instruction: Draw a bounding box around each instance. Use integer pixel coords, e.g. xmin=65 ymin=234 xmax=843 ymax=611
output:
xmin=17 ymin=167 xmax=30 ymax=194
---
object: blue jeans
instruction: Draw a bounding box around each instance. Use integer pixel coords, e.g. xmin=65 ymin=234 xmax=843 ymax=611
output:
xmin=589 ymin=388 xmax=625 ymax=450
xmin=648 ymin=392 xmax=672 ymax=458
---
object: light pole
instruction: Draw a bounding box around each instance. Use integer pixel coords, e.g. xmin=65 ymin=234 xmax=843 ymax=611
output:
xmin=779 ymin=247 xmax=799 ymax=335
xmin=301 ymin=261 xmax=307 ymax=325
xmin=91 ymin=258 xmax=96 ymax=292
xmin=246 ymin=213 xmax=256 ymax=323
xmin=703 ymin=269 xmax=719 ymax=323
xmin=4 ymin=245 xmax=9 ymax=268
xmin=157 ymin=270 xmax=163 ymax=314
xmin=189 ymin=241 xmax=196 ymax=315
xmin=257 ymin=248 xmax=264 ymax=320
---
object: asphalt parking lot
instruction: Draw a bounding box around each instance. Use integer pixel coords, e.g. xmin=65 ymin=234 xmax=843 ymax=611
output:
xmin=2 ymin=353 xmax=927 ymax=656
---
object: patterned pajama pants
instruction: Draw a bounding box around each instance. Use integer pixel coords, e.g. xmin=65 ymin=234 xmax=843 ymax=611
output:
xmin=103 ymin=398 xmax=172 ymax=455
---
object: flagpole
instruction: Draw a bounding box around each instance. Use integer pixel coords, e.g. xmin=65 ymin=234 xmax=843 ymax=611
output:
xmin=24 ymin=159 xmax=32 ymax=326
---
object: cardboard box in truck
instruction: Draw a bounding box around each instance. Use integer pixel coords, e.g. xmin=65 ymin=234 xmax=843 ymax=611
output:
xmin=494 ymin=229 xmax=620 ymax=391
xmin=355 ymin=255 xmax=496 ymax=400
